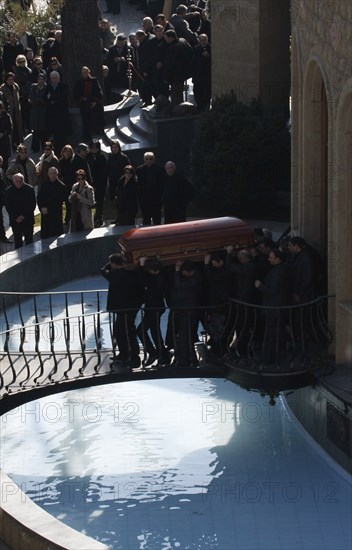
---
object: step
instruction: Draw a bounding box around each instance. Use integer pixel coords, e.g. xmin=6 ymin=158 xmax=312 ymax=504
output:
xmin=104 ymin=90 xmax=140 ymax=125
xmin=129 ymin=102 xmax=154 ymax=137
xmin=110 ymin=111 xmax=139 ymax=144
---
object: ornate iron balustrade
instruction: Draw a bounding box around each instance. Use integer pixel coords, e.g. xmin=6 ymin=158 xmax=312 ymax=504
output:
xmin=223 ymin=295 xmax=334 ymax=373
xmin=0 ymin=291 xmax=334 ymax=400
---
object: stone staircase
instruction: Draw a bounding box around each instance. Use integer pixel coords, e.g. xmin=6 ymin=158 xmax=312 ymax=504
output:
xmin=101 ymin=90 xmax=158 ymax=166
xmin=100 ymin=82 xmax=198 ymax=168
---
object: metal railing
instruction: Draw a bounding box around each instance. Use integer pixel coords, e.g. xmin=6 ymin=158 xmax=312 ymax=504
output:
xmin=224 ymin=295 xmax=333 ymax=373
xmin=0 ymin=291 xmax=334 ymax=397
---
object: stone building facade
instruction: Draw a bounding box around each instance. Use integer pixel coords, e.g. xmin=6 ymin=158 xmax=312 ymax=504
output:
xmin=212 ymin=0 xmax=351 ymax=364
xmin=211 ymin=0 xmax=290 ymax=113
xmin=290 ymin=0 xmax=352 ymax=364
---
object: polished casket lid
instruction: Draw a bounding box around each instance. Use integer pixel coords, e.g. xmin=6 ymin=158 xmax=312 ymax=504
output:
xmin=118 ymin=217 xmax=254 ymax=264
xmin=119 ymin=217 xmax=252 ymax=247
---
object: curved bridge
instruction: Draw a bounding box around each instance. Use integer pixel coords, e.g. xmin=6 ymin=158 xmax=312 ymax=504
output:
xmin=0 ymin=290 xmax=333 ymax=413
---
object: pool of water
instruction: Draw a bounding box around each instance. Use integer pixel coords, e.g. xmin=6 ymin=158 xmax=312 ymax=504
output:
xmin=1 ymin=378 xmax=351 ymax=550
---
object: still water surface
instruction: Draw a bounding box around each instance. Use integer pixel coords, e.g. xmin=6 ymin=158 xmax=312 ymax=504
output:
xmin=1 ymin=378 xmax=351 ymax=550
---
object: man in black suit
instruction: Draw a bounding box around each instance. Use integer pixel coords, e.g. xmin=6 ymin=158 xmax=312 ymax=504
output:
xmin=255 ymin=248 xmax=291 ymax=364
xmin=136 ymin=152 xmax=165 ymax=225
xmin=73 ymin=66 xmax=104 ymax=142
xmin=101 ymin=253 xmax=144 ymax=368
xmin=5 ymin=172 xmax=36 ymax=249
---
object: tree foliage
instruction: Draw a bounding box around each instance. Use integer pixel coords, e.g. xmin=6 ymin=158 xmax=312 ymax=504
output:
xmin=191 ymin=94 xmax=291 ymax=218
xmin=0 ymin=0 xmax=63 ymax=48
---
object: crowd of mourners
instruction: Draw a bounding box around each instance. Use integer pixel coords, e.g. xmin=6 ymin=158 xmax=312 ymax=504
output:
xmin=0 ymin=1 xmax=210 ymax=247
xmin=0 ymin=1 xmax=324 ymax=369
xmin=101 ymin=230 xmax=324 ymax=369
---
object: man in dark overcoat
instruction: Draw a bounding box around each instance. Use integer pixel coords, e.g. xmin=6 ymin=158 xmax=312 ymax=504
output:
xmin=255 ymin=248 xmax=291 ymax=364
xmin=162 ymin=161 xmax=194 ymax=223
xmin=136 ymin=152 xmax=165 ymax=225
xmin=163 ymin=30 xmax=193 ymax=105
xmin=288 ymin=236 xmax=323 ymax=303
xmin=5 ymin=172 xmax=36 ymax=248
xmin=0 ymin=101 xmax=13 ymax=172
xmin=101 ymin=253 xmax=144 ymax=368
xmin=192 ymin=33 xmax=211 ymax=111
xmin=46 ymin=71 xmax=71 ymax=155
xmin=73 ymin=67 xmax=104 ymax=142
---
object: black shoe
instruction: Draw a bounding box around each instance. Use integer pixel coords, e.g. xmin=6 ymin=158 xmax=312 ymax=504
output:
xmin=0 ymin=236 xmax=13 ymax=244
xmin=129 ymin=357 xmax=141 ymax=369
xmin=158 ymin=351 xmax=172 ymax=366
xmin=144 ymin=352 xmax=158 ymax=366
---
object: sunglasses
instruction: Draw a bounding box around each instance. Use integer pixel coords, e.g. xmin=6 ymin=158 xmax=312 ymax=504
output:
xmin=44 ymin=147 xmax=52 ymax=151
xmin=77 ymin=175 xmax=85 ymax=179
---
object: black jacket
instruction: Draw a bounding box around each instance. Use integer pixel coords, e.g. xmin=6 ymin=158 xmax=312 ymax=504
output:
xmin=163 ymin=37 xmax=193 ymax=83
xmin=162 ymin=172 xmax=195 ymax=224
xmin=70 ymin=154 xmax=93 ymax=185
xmin=136 ymin=163 xmax=165 ymax=209
xmin=5 ymin=183 xmax=36 ymax=225
xmin=290 ymin=247 xmax=322 ymax=302
xmin=73 ymin=77 xmax=103 ymax=105
xmin=107 ymin=152 xmax=130 ymax=199
xmin=172 ymin=271 xmax=202 ymax=308
xmin=143 ymin=270 xmax=167 ymax=309
xmin=258 ymin=262 xmax=291 ymax=307
xmin=101 ymin=264 xmax=144 ymax=311
xmin=37 ymin=178 xmax=66 ymax=238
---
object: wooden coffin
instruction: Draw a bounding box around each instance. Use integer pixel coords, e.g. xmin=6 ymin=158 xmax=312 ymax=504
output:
xmin=118 ymin=217 xmax=254 ymax=265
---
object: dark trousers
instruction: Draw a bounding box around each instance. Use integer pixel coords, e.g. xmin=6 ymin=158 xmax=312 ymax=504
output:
xmin=94 ymin=187 xmax=107 ymax=223
xmin=193 ymin=81 xmax=211 ymax=111
xmin=80 ymin=104 xmax=104 ymax=142
xmin=169 ymin=81 xmax=184 ymax=105
xmin=114 ymin=310 xmax=140 ymax=362
xmin=0 ymin=207 xmax=6 ymax=240
xmin=141 ymin=205 xmax=162 ymax=226
xmin=12 ymin=220 xmax=34 ymax=249
xmin=31 ymin=130 xmax=47 ymax=153
xmin=137 ymin=308 xmax=167 ymax=359
xmin=170 ymin=310 xmax=198 ymax=366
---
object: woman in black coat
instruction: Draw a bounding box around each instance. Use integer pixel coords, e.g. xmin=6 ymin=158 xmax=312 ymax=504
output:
xmin=107 ymin=140 xmax=130 ymax=201
xmin=29 ymin=73 xmax=47 ymax=152
xmin=115 ymin=165 xmax=138 ymax=226
xmin=0 ymin=102 xmax=13 ymax=171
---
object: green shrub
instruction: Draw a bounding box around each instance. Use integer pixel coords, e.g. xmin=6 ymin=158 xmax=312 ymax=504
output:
xmin=191 ymin=93 xmax=291 ymax=218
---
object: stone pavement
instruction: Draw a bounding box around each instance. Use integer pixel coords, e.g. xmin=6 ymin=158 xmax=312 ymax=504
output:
xmin=98 ymin=0 xmax=148 ymax=35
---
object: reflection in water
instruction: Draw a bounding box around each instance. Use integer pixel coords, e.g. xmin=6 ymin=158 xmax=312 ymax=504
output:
xmin=1 ymin=378 xmax=351 ymax=550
